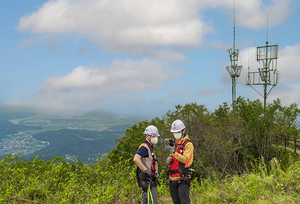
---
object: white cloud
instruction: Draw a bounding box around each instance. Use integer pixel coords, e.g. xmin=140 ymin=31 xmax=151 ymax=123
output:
xmin=278 ymin=43 xmax=300 ymax=82
xmin=268 ymin=83 xmax=300 ymax=105
xmin=235 ymin=0 xmax=294 ymax=29
xmin=204 ymin=0 xmax=295 ymax=29
xmin=27 ymin=59 xmax=184 ymax=112
xmin=17 ymin=0 xmax=295 ymax=55
xmin=17 ymin=0 xmax=206 ymax=52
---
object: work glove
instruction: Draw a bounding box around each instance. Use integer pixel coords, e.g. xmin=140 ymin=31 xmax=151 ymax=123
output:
xmin=166 ymin=156 xmax=173 ymax=164
xmin=165 ymin=142 xmax=175 ymax=154
xmin=143 ymin=168 xmax=151 ymax=177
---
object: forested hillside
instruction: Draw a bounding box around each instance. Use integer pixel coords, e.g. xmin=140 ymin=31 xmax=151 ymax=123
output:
xmin=0 ymin=120 xmax=41 ymax=139
xmin=1 ymin=98 xmax=300 ymax=203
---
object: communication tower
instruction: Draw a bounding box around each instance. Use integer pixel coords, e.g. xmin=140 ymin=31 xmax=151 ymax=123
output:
xmin=246 ymin=16 xmax=278 ymax=109
xmin=226 ymin=0 xmax=242 ymax=107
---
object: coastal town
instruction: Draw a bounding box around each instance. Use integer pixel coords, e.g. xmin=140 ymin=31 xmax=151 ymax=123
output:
xmin=0 ymin=132 xmax=49 ymax=157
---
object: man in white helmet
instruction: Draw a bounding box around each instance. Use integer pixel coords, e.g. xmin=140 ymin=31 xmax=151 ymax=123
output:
xmin=165 ymin=119 xmax=194 ymax=204
xmin=134 ymin=125 xmax=160 ymax=204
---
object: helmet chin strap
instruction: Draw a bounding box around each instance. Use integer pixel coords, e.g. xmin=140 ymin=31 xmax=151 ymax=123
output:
xmin=181 ymin=129 xmax=185 ymax=138
xmin=146 ymin=134 xmax=151 ymax=144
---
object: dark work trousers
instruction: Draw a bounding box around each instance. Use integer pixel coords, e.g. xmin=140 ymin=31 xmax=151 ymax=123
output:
xmin=169 ymin=180 xmax=190 ymax=204
xmin=141 ymin=187 xmax=158 ymax=204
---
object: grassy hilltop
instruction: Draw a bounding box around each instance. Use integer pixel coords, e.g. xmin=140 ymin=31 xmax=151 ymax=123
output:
xmin=1 ymin=97 xmax=300 ymax=203
xmin=1 ymin=154 xmax=300 ymax=203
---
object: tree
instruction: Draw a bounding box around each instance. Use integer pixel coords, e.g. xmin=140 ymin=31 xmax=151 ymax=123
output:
xmin=109 ymin=98 xmax=300 ymax=179
xmin=107 ymin=117 xmax=166 ymax=165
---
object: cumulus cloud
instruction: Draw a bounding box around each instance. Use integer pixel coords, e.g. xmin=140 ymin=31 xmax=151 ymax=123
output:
xmin=235 ymin=0 xmax=294 ymax=29
xmin=17 ymin=0 xmax=206 ymax=53
xmin=201 ymin=0 xmax=295 ymax=29
xmin=278 ymin=43 xmax=300 ymax=82
xmin=28 ymin=58 xmax=184 ymax=112
xmin=17 ymin=0 xmax=295 ymax=55
xmin=268 ymin=83 xmax=300 ymax=106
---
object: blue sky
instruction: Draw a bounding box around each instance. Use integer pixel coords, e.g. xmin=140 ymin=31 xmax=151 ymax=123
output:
xmin=1 ymin=0 xmax=300 ymax=118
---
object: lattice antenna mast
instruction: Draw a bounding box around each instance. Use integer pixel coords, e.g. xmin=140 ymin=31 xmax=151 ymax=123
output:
xmin=246 ymin=15 xmax=279 ymax=109
xmin=226 ymin=0 xmax=242 ymax=107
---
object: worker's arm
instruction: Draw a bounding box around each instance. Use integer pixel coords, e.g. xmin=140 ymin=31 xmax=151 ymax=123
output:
xmin=133 ymin=154 xmax=147 ymax=171
xmin=171 ymin=142 xmax=194 ymax=164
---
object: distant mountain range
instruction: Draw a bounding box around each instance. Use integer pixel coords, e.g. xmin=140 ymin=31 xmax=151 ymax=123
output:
xmin=0 ymin=107 xmax=142 ymax=163
xmin=0 ymin=120 xmax=42 ymax=139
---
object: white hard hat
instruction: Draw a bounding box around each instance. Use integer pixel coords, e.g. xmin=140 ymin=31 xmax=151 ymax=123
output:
xmin=170 ymin=119 xmax=185 ymax=132
xmin=144 ymin=125 xmax=160 ymax=136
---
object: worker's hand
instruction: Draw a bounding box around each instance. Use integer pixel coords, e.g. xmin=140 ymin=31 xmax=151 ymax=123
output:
xmin=143 ymin=168 xmax=151 ymax=177
xmin=165 ymin=142 xmax=175 ymax=153
xmin=166 ymin=156 xmax=173 ymax=164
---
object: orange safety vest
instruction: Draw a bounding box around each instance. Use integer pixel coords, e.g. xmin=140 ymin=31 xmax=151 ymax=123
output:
xmin=169 ymin=140 xmax=193 ymax=178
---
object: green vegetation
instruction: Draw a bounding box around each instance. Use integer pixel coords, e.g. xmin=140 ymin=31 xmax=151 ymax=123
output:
xmin=109 ymin=97 xmax=300 ymax=179
xmin=1 ymin=152 xmax=300 ymax=203
xmin=1 ymin=98 xmax=300 ymax=203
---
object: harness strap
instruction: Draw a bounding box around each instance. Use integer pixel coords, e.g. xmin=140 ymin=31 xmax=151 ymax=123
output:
xmin=142 ymin=141 xmax=157 ymax=161
xmin=168 ymin=168 xmax=191 ymax=175
xmin=141 ymin=141 xmax=158 ymax=176
xmin=170 ymin=139 xmax=192 ymax=178
xmin=179 ymin=140 xmax=190 ymax=178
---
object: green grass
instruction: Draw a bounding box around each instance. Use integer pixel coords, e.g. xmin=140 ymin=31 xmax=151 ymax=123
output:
xmin=1 ymin=155 xmax=300 ymax=204
xmin=186 ymin=157 xmax=300 ymax=204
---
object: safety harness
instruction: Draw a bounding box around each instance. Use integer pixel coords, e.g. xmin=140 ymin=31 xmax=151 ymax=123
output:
xmin=168 ymin=140 xmax=194 ymax=180
xmin=136 ymin=140 xmax=159 ymax=191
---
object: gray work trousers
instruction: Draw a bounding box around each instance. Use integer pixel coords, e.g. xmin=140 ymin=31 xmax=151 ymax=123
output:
xmin=169 ymin=180 xmax=190 ymax=204
xmin=141 ymin=187 xmax=158 ymax=204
